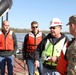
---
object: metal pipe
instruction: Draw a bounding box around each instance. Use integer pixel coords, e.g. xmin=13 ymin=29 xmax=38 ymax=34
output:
xmin=0 ymin=0 xmax=13 ymax=17
xmin=6 ymin=12 xmax=8 ymax=21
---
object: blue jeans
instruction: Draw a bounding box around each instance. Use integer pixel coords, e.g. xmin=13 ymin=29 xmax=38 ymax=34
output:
xmin=26 ymin=58 xmax=43 ymax=75
xmin=43 ymin=67 xmax=60 ymax=75
xmin=0 ymin=56 xmax=14 ymax=75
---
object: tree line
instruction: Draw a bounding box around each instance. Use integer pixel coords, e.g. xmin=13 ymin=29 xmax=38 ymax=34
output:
xmin=0 ymin=28 xmax=70 ymax=34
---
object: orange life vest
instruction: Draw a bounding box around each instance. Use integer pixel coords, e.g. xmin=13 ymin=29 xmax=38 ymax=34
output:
xmin=26 ymin=32 xmax=42 ymax=52
xmin=57 ymin=51 xmax=68 ymax=75
xmin=57 ymin=42 xmax=70 ymax=75
xmin=0 ymin=30 xmax=14 ymax=51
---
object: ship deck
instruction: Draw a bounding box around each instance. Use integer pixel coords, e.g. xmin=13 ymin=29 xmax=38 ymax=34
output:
xmin=4 ymin=54 xmax=29 ymax=75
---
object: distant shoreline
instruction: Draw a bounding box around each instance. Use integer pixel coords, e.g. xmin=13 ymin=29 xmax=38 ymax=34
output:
xmin=9 ymin=28 xmax=70 ymax=34
xmin=0 ymin=28 xmax=70 ymax=34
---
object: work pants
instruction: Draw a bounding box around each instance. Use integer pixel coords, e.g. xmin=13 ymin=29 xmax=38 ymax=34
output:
xmin=43 ymin=67 xmax=60 ymax=75
xmin=26 ymin=58 xmax=43 ymax=75
xmin=0 ymin=56 xmax=14 ymax=75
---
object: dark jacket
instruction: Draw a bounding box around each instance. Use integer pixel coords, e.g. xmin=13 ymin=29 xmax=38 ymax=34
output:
xmin=34 ymin=33 xmax=69 ymax=61
xmin=22 ymin=31 xmax=46 ymax=60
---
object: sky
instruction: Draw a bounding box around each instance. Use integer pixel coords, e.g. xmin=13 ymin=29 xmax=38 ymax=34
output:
xmin=0 ymin=0 xmax=76 ymax=32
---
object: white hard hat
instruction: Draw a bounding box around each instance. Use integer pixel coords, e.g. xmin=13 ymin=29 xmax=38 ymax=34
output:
xmin=49 ymin=18 xmax=62 ymax=28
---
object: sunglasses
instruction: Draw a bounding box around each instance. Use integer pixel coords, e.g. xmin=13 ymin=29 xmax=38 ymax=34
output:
xmin=32 ymin=26 xmax=38 ymax=28
xmin=50 ymin=27 xmax=56 ymax=29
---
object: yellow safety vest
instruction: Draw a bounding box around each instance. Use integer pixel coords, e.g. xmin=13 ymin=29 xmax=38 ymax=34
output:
xmin=42 ymin=37 xmax=66 ymax=66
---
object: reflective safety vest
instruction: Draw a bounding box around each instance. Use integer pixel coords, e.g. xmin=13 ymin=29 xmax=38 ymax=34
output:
xmin=0 ymin=30 xmax=14 ymax=51
xmin=26 ymin=32 xmax=42 ymax=52
xmin=42 ymin=37 xmax=66 ymax=66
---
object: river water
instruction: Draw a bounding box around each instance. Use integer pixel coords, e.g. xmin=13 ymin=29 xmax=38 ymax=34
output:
xmin=15 ymin=33 xmax=73 ymax=51
xmin=15 ymin=33 xmax=73 ymax=42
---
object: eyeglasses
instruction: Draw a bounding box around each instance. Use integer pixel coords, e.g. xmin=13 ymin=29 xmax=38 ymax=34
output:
xmin=32 ymin=26 xmax=38 ymax=28
xmin=50 ymin=27 xmax=56 ymax=29
xmin=3 ymin=25 xmax=9 ymax=26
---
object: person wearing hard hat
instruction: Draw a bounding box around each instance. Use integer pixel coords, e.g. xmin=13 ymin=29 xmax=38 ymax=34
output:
xmin=34 ymin=18 xmax=69 ymax=75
